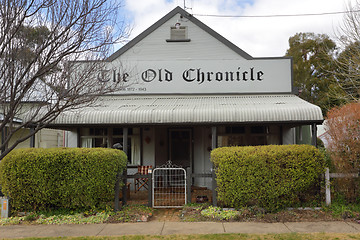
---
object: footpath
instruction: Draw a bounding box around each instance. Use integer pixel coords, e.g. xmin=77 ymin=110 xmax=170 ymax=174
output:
xmin=2 ymin=221 xmax=360 ymax=238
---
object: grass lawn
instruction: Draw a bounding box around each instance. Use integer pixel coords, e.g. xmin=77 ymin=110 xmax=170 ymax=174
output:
xmin=7 ymin=233 xmax=360 ymax=240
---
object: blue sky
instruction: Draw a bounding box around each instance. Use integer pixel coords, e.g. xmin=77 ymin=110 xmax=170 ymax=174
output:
xmin=115 ymin=0 xmax=355 ymax=57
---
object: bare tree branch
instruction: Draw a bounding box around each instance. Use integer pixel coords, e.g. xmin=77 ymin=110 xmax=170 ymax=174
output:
xmin=332 ymin=0 xmax=360 ymax=102
xmin=0 ymin=0 xmax=131 ymax=159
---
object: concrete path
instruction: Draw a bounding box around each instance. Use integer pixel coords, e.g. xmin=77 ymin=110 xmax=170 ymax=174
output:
xmin=1 ymin=221 xmax=360 ymax=238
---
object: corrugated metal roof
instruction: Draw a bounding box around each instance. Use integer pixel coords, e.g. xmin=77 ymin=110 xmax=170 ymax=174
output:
xmin=52 ymin=94 xmax=323 ymax=125
xmin=0 ymin=114 xmax=22 ymax=123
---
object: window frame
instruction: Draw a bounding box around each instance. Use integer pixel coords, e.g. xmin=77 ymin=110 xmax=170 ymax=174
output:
xmin=166 ymin=26 xmax=191 ymax=42
xmin=80 ymin=127 xmax=141 ymax=166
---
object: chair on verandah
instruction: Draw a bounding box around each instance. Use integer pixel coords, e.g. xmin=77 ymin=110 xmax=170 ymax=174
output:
xmin=134 ymin=165 xmax=152 ymax=193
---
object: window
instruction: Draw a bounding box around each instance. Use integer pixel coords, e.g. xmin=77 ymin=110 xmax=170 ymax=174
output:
xmin=81 ymin=128 xmax=108 ymax=148
xmin=219 ymin=126 xmax=247 ymax=147
xmin=218 ymin=126 xmax=281 ymax=147
xmin=226 ymin=126 xmax=245 ymax=134
xmin=250 ymin=126 xmax=265 ymax=134
xmin=112 ymin=128 xmax=140 ymax=166
xmin=166 ymin=26 xmax=190 ymax=42
xmin=80 ymin=127 xmax=140 ymax=166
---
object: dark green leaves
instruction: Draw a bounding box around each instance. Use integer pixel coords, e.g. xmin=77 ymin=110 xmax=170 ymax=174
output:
xmin=0 ymin=148 xmax=127 ymax=211
xmin=211 ymin=145 xmax=325 ymax=212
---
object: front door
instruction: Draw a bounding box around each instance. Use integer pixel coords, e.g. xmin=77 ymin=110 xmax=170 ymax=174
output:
xmin=169 ymin=129 xmax=192 ymax=168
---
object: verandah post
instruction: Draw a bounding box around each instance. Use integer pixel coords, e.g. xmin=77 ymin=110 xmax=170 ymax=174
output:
xmin=121 ymin=128 xmax=129 ymax=207
xmin=30 ymin=127 xmax=35 ymax=148
xmin=211 ymin=126 xmax=217 ymax=206
xmin=1 ymin=127 xmax=6 ymax=153
xmin=311 ymin=123 xmax=317 ymax=147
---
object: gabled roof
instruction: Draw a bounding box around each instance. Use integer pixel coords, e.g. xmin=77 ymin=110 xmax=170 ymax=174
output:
xmin=107 ymin=6 xmax=253 ymax=62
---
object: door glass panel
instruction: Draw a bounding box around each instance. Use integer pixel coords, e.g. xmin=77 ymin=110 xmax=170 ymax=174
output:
xmin=169 ymin=129 xmax=191 ymax=168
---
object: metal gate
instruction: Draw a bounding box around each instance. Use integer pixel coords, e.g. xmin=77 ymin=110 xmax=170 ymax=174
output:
xmin=152 ymin=161 xmax=186 ymax=208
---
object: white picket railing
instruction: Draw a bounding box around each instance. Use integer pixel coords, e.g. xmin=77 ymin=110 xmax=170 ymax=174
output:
xmin=325 ymin=167 xmax=359 ymax=205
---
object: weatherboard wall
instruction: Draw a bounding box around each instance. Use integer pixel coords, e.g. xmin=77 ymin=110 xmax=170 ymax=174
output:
xmin=115 ymin=14 xmax=245 ymax=62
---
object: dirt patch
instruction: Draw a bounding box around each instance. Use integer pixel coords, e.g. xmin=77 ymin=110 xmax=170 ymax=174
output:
xmin=106 ymin=205 xmax=154 ymax=223
xmin=177 ymin=205 xmax=360 ymax=223
xmin=151 ymin=208 xmax=182 ymax=221
xmin=105 ymin=206 xmax=183 ymax=223
xmin=250 ymin=209 xmax=340 ymax=223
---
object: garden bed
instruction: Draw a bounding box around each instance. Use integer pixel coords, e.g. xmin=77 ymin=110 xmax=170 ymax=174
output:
xmin=2 ymin=203 xmax=360 ymax=225
xmin=178 ymin=204 xmax=360 ymax=223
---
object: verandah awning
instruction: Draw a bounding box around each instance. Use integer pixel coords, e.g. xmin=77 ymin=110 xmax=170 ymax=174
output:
xmin=50 ymin=94 xmax=323 ymax=126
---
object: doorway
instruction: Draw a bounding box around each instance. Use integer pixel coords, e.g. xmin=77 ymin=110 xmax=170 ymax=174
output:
xmin=169 ymin=129 xmax=192 ymax=168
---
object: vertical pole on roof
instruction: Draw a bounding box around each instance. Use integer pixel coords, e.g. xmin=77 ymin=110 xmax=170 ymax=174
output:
xmin=30 ymin=127 xmax=35 ymax=148
xmin=211 ymin=126 xmax=217 ymax=206
xmin=122 ymin=127 xmax=128 ymax=206
xmin=311 ymin=124 xmax=317 ymax=147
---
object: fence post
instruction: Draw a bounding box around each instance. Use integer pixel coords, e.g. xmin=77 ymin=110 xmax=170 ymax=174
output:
xmin=121 ymin=171 xmax=127 ymax=206
xmin=325 ymin=167 xmax=331 ymax=206
xmin=0 ymin=197 xmax=10 ymax=218
xmin=186 ymin=167 xmax=191 ymax=204
xmin=211 ymin=168 xmax=217 ymax=206
xmin=114 ymin=172 xmax=121 ymax=212
xmin=148 ymin=172 xmax=153 ymax=207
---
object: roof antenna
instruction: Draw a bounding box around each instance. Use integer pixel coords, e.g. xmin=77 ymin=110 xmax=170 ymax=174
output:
xmin=183 ymin=0 xmax=192 ymax=11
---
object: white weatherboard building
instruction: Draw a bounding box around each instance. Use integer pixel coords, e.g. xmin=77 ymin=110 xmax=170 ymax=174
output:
xmin=49 ymin=7 xmax=323 ymax=188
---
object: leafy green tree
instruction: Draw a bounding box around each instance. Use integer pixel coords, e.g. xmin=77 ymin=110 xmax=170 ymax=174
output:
xmin=285 ymin=32 xmax=347 ymax=115
xmin=333 ymin=41 xmax=360 ymax=101
xmin=14 ymin=26 xmax=51 ymax=64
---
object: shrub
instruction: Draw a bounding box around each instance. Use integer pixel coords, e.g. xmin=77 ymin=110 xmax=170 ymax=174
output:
xmin=325 ymin=102 xmax=360 ymax=173
xmin=211 ymin=145 xmax=325 ymax=212
xmin=325 ymin=103 xmax=360 ymax=202
xmin=0 ymin=148 xmax=127 ymax=211
xmin=201 ymin=206 xmax=241 ymax=221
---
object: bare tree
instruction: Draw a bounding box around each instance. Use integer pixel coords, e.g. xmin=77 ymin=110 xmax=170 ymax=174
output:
xmin=0 ymin=0 xmax=131 ymax=159
xmin=332 ymin=0 xmax=360 ymax=102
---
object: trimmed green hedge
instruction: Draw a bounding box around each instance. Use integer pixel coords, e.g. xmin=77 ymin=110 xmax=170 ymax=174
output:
xmin=211 ymin=145 xmax=325 ymax=211
xmin=0 ymin=148 xmax=127 ymax=211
